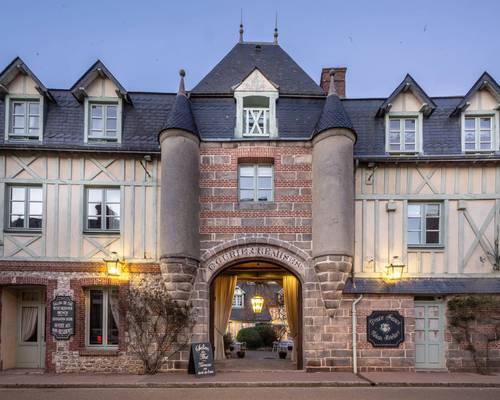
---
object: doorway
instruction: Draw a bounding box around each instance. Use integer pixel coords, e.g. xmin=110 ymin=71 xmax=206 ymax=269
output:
xmin=1 ymin=287 xmax=46 ymax=370
xmin=415 ymin=300 xmax=444 ymax=369
xmin=209 ymin=260 xmax=303 ymax=370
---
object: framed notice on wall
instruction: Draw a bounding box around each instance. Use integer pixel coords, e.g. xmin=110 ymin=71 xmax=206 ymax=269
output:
xmin=51 ymin=295 xmax=75 ymax=340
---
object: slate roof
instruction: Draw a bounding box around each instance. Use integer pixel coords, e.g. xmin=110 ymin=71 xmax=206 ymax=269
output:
xmin=343 ymin=278 xmax=500 ymax=294
xmin=314 ymin=92 xmax=355 ymax=136
xmin=191 ymin=42 xmax=324 ymax=96
xmin=1 ymin=46 xmax=500 ymax=159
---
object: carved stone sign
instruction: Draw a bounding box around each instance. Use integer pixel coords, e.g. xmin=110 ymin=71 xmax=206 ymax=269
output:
xmin=367 ymin=311 xmax=405 ymax=348
xmin=188 ymin=342 xmax=216 ymax=377
xmin=51 ymin=295 xmax=75 ymax=340
xmin=207 ymin=246 xmax=305 ymax=272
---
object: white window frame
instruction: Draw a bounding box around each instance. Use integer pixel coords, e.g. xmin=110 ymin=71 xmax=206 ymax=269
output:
xmin=84 ymin=187 xmax=121 ymax=233
xmin=385 ymin=113 xmax=423 ymax=154
xmin=4 ymin=94 xmax=44 ymax=141
xmin=232 ymin=286 xmax=245 ymax=309
xmin=461 ymin=111 xmax=499 ymax=153
xmin=84 ymin=97 xmax=122 ymax=143
xmin=85 ymin=287 xmax=119 ymax=348
xmin=234 ymin=92 xmax=278 ymax=138
xmin=238 ymin=164 xmax=274 ymax=202
xmin=407 ymin=202 xmax=443 ymax=248
xmin=5 ymin=185 xmax=43 ymax=231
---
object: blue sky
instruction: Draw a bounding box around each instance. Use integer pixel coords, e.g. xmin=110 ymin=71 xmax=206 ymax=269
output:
xmin=1 ymin=0 xmax=499 ymax=98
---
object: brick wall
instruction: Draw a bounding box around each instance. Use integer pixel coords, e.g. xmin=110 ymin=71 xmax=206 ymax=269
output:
xmin=199 ymin=141 xmax=313 ymax=256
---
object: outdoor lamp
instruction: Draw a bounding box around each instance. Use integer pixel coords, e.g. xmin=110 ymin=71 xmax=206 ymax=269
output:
xmin=384 ymin=256 xmax=405 ymax=282
xmin=104 ymin=252 xmax=123 ymax=276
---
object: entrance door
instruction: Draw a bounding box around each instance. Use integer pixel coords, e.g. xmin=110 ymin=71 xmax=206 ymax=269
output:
xmin=415 ymin=301 xmax=444 ymax=369
xmin=16 ymin=290 xmax=45 ymax=369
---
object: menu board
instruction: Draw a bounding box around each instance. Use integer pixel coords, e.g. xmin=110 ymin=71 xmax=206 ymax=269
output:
xmin=51 ymin=295 xmax=75 ymax=340
xmin=188 ymin=342 xmax=216 ymax=377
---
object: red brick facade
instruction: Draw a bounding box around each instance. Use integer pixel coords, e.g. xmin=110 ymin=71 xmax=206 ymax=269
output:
xmin=200 ymin=142 xmax=313 ymax=255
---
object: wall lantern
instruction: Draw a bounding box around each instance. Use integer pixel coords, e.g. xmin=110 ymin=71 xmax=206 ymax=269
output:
xmin=104 ymin=252 xmax=123 ymax=276
xmin=384 ymin=256 xmax=405 ymax=283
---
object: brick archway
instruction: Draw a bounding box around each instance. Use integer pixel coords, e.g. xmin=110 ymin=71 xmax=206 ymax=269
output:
xmin=201 ymin=237 xmax=310 ymax=284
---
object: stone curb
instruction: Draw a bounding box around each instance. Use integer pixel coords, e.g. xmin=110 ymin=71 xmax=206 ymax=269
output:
xmin=1 ymin=381 xmax=500 ymax=389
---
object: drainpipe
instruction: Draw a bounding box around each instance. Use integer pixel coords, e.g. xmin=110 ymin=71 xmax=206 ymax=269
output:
xmin=352 ymin=294 xmax=363 ymax=374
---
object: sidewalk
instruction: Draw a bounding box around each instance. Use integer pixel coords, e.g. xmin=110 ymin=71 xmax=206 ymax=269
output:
xmin=0 ymin=370 xmax=499 ymax=388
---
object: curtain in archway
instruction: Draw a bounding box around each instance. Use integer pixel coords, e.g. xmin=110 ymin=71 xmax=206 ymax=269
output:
xmin=283 ymin=274 xmax=299 ymax=362
xmin=214 ymin=275 xmax=237 ymax=360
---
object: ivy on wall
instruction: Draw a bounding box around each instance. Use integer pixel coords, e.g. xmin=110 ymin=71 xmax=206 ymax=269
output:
xmin=448 ymin=295 xmax=500 ymax=374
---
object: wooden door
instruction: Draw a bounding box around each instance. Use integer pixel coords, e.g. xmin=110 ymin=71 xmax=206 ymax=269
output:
xmin=16 ymin=290 xmax=45 ymax=369
xmin=415 ymin=301 xmax=444 ymax=369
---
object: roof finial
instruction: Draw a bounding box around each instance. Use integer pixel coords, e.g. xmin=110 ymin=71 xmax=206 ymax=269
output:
xmin=178 ymin=69 xmax=186 ymax=96
xmin=328 ymin=69 xmax=338 ymax=96
xmin=239 ymin=9 xmax=244 ymax=43
xmin=273 ymin=13 xmax=279 ymax=45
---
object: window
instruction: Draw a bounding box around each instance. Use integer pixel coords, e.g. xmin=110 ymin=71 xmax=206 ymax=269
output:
xmin=238 ymin=164 xmax=273 ymax=202
xmin=407 ymin=203 xmax=442 ymax=246
xmin=8 ymin=99 xmax=41 ymax=140
xmin=87 ymin=102 xmax=119 ymax=142
xmin=85 ymin=187 xmax=120 ymax=232
xmin=387 ymin=117 xmax=418 ymax=152
xmin=7 ymin=186 xmax=43 ymax=230
xmin=243 ymin=96 xmax=270 ymax=136
xmin=463 ymin=116 xmax=494 ymax=152
xmin=232 ymin=286 xmax=245 ymax=309
xmin=86 ymin=288 xmax=119 ymax=347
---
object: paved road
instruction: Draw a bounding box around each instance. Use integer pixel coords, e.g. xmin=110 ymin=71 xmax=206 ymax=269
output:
xmin=1 ymin=387 xmax=499 ymax=400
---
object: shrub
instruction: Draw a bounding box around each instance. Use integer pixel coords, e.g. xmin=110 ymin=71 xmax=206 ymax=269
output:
xmin=236 ymin=327 xmax=263 ymax=349
xmin=254 ymin=324 xmax=278 ymax=347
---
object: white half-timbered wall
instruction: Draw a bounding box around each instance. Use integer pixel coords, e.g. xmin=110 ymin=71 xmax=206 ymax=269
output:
xmin=0 ymin=152 xmax=160 ymax=262
xmin=355 ymin=163 xmax=500 ymax=277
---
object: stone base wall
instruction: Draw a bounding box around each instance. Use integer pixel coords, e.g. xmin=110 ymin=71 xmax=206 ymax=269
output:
xmin=2 ymin=268 xmax=499 ymax=373
xmin=304 ymin=291 xmax=415 ymax=372
xmin=445 ymin=296 xmax=500 ymax=372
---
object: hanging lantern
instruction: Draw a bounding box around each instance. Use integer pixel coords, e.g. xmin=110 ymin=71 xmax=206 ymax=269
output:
xmin=251 ymin=295 xmax=264 ymax=314
xmin=251 ymin=282 xmax=265 ymax=313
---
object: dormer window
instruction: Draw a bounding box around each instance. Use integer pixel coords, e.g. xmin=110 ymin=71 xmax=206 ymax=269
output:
xmin=88 ymin=102 xmax=119 ymax=142
xmin=234 ymin=69 xmax=278 ymax=138
xmin=243 ymin=96 xmax=270 ymax=136
xmin=8 ymin=99 xmax=41 ymax=140
xmin=387 ymin=116 xmax=418 ymax=152
xmin=232 ymin=286 xmax=245 ymax=309
xmin=463 ymin=116 xmax=494 ymax=152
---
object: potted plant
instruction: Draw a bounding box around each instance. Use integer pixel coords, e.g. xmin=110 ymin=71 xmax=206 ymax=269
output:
xmin=236 ymin=350 xmax=246 ymax=358
xmin=278 ymin=349 xmax=287 ymax=359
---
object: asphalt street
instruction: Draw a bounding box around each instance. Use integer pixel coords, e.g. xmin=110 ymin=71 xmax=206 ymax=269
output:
xmin=0 ymin=387 xmax=499 ymax=400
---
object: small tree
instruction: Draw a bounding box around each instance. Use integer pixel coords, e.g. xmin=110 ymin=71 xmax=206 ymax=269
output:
xmin=123 ymin=278 xmax=195 ymax=374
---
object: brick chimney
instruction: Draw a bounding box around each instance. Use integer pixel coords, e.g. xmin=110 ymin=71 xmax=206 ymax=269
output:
xmin=320 ymin=67 xmax=346 ymax=98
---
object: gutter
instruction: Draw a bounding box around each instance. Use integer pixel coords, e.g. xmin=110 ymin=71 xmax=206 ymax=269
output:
xmin=352 ymin=294 xmax=363 ymax=374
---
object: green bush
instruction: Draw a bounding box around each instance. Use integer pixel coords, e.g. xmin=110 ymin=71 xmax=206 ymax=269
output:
xmin=254 ymin=324 xmax=278 ymax=347
xmin=236 ymin=327 xmax=263 ymax=349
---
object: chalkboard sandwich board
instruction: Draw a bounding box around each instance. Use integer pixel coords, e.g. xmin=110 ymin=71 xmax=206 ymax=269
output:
xmin=51 ymin=295 xmax=75 ymax=340
xmin=367 ymin=310 xmax=404 ymax=348
xmin=188 ymin=342 xmax=216 ymax=377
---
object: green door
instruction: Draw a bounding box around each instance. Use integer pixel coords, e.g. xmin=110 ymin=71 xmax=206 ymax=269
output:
xmin=415 ymin=301 xmax=444 ymax=369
